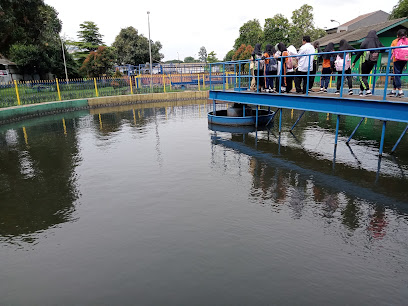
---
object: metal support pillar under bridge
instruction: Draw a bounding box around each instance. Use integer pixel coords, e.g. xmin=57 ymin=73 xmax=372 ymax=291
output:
xmin=209 ymin=90 xmax=408 ymax=156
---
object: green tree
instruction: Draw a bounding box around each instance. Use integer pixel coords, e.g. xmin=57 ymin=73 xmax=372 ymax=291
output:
xmin=80 ymin=46 xmax=115 ymax=77
xmin=224 ymin=50 xmax=235 ymax=61
xmin=234 ymin=19 xmax=263 ymax=50
xmin=184 ymin=56 xmax=197 ymax=63
xmin=69 ymin=21 xmax=104 ymax=63
xmin=77 ymin=21 xmax=104 ymax=51
xmin=0 ymin=0 xmax=61 ymax=56
xmin=264 ymin=14 xmax=290 ymax=46
xmin=289 ymin=4 xmax=325 ymax=47
xmin=2 ymin=1 xmax=79 ymax=79
xmin=198 ymin=46 xmax=207 ymax=63
xmin=390 ymin=0 xmax=408 ymax=18
xmin=112 ymin=26 xmax=163 ymax=65
xmin=207 ymin=51 xmax=219 ymax=63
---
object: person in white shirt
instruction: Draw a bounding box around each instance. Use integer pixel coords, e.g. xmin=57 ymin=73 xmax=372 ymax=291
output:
xmin=295 ymin=36 xmax=315 ymax=94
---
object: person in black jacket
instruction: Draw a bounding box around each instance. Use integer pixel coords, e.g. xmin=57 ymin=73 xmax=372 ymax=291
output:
xmin=335 ymin=39 xmax=355 ymax=95
xmin=264 ymin=44 xmax=277 ymax=92
xmin=251 ymin=43 xmax=265 ymax=92
xmin=352 ymin=30 xmax=384 ymax=96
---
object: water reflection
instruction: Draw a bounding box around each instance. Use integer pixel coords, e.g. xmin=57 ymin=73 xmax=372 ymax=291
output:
xmin=209 ymin=124 xmax=408 ymax=243
xmin=0 ymin=101 xmax=210 ymax=246
xmin=0 ymin=115 xmax=81 ymax=244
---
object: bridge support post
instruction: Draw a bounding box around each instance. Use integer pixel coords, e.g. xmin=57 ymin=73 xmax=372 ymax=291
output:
xmin=391 ymin=124 xmax=408 ymax=154
xmin=266 ymin=108 xmax=279 ymax=126
xmin=346 ymin=117 xmax=365 ymax=144
xmin=379 ymin=121 xmax=387 ymax=156
xmin=334 ymin=115 xmax=340 ymax=147
xmin=279 ymin=108 xmax=283 ymax=134
xmin=256 ymin=105 xmax=259 ymax=128
xmin=290 ymin=111 xmax=306 ymax=132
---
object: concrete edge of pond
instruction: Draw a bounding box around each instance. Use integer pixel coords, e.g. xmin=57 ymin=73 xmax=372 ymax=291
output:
xmin=0 ymin=91 xmax=209 ymax=125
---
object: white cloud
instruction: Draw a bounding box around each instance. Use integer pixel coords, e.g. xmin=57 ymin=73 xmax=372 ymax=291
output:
xmin=44 ymin=0 xmax=396 ymax=61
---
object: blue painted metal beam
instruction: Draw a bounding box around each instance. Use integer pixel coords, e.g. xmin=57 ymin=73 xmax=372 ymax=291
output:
xmin=209 ymin=90 xmax=408 ymax=123
xmin=290 ymin=111 xmax=306 ymax=132
xmin=346 ymin=117 xmax=365 ymax=144
xmin=391 ymin=124 xmax=408 ymax=154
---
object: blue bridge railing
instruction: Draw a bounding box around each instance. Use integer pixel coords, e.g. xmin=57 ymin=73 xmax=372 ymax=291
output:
xmin=208 ymin=45 xmax=408 ymax=101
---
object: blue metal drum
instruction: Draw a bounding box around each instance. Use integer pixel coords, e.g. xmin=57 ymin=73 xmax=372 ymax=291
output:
xmin=208 ymin=108 xmax=274 ymax=126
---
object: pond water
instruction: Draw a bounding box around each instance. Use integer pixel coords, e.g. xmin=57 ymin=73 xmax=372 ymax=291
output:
xmin=0 ymin=100 xmax=407 ymax=305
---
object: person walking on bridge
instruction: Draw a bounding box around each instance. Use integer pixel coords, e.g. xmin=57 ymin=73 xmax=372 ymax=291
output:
xmin=264 ymin=44 xmax=277 ymax=92
xmin=295 ymin=36 xmax=315 ymax=94
xmin=251 ymin=43 xmax=265 ymax=92
xmin=309 ymin=41 xmax=322 ymax=91
xmin=335 ymin=39 xmax=355 ymax=95
xmin=319 ymin=43 xmax=335 ymax=93
xmin=352 ymin=30 xmax=384 ymax=96
xmin=390 ymin=29 xmax=408 ymax=98
xmin=275 ymin=42 xmax=293 ymax=93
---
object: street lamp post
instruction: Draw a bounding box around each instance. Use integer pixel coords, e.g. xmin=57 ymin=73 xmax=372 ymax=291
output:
xmin=60 ymin=36 xmax=69 ymax=84
xmin=330 ymin=19 xmax=340 ymax=26
xmin=147 ymin=11 xmax=153 ymax=89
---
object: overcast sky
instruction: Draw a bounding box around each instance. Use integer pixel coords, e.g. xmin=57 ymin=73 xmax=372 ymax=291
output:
xmin=44 ymin=0 xmax=396 ymax=61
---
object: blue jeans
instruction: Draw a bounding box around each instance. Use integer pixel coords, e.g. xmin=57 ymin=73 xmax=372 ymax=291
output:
xmin=393 ymin=60 xmax=407 ymax=89
xmin=321 ymin=67 xmax=331 ymax=89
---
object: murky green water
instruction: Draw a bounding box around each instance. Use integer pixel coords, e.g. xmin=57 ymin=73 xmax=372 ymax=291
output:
xmin=1 ymin=100 xmax=408 ymax=305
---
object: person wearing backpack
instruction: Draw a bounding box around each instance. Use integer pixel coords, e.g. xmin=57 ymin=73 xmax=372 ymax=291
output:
xmin=251 ymin=43 xmax=265 ymax=92
xmin=387 ymin=35 xmax=399 ymax=96
xmin=352 ymin=30 xmax=384 ymax=96
xmin=334 ymin=39 xmax=355 ymax=95
xmin=391 ymin=29 xmax=408 ymax=98
xmin=295 ymin=36 xmax=315 ymax=94
xmin=264 ymin=44 xmax=278 ymax=92
xmin=319 ymin=43 xmax=334 ymax=93
xmin=276 ymin=42 xmax=294 ymax=93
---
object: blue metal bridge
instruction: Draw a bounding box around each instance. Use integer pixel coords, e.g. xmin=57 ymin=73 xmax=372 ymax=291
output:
xmin=207 ymin=45 xmax=408 ymax=156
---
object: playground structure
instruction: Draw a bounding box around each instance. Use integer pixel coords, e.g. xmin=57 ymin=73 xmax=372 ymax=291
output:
xmin=114 ymin=62 xmax=226 ymax=76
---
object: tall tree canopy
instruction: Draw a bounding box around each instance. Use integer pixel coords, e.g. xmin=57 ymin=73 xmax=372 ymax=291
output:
xmin=206 ymin=51 xmax=219 ymax=63
xmin=198 ymin=46 xmax=207 ymax=63
xmin=0 ymin=0 xmax=79 ymax=78
xmin=77 ymin=21 xmax=104 ymax=50
xmin=112 ymin=26 xmax=163 ymax=65
xmin=0 ymin=0 xmax=61 ymax=55
xmin=390 ymin=0 xmax=408 ymax=19
xmin=234 ymin=19 xmax=264 ymax=50
xmin=264 ymin=14 xmax=290 ymax=47
xmin=290 ymin=4 xmax=325 ymax=46
xmin=68 ymin=21 xmax=105 ymax=63
xmin=231 ymin=5 xmax=325 ymax=53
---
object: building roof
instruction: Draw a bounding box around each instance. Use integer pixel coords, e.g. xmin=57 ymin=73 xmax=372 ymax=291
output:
xmin=0 ymin=55 xmax=16 ymax=66
xmin=340 ymin=11 xmax=378 ymax=27
xmin=317 ymin=18 xmax=408 ymax=47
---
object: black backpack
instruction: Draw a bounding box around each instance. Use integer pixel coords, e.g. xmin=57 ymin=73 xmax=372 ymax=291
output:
xmin=268 ymin=57 xmax=278 ymax=72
